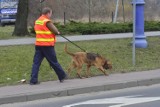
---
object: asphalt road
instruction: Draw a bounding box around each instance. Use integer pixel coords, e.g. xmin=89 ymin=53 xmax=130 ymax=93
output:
xmin=1 ymin=84 xmax=160 ymax=107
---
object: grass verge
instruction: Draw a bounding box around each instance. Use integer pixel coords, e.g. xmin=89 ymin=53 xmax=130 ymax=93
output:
xmin=0 ymin=37 xmax=160 ymax=86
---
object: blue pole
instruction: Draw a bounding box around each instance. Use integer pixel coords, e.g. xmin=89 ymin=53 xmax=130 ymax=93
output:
xmin=133 ymin=0 xmax=147 ymax=48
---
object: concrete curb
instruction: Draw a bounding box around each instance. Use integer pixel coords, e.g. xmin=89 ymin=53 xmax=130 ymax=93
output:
xmin=1 ymin=77 xmax=160 ymax=105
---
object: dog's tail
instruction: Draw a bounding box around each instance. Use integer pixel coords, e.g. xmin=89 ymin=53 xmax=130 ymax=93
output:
xmin=64 ymin=44 xmax=75 ymax=56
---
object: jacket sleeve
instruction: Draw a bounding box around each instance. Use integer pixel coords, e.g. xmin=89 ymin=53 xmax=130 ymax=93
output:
xmin=46 ymin=21 xmax=59 ymax=35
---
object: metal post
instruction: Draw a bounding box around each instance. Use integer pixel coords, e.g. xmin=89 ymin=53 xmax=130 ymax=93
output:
xmin=62 ymin=0 xmax=66 ymax=25
xmin=122 ymin=0 xmax=125 ymax=22
xmin=88 ymin=0 xmax=91 ymax=23
xmin=40 ymin=0 xmax=45 ymax=14
xmin=113 ymin=0 xmax=119 ymax=23
xmin=132 ymin=0 xmax=136 ymax=66
xmin=112 ymin=12 xmax=114 ymax=23
xmin=64 ymin=12 xmax=66 ymax=25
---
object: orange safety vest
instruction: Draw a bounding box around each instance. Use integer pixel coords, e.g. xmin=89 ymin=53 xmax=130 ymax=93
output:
xmin=34 ymin=15 xmax=56 ymax=46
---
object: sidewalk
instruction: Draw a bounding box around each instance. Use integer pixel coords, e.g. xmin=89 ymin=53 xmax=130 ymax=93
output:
xmin=0 ymin=31 xmax=160 ymax=46
xmin=0 ymin=32 xmax=160 ymax=105
xmin=1 ymin=69 xmax=160 ymax=104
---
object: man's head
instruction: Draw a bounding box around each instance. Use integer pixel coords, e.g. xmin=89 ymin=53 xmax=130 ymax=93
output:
xmin=42 ymin=7 xmax=52 ymax=18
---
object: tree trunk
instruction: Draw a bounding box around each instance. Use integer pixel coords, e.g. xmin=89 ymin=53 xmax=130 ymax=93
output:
xmin=12 ymin=0 xmax=29 ymax=36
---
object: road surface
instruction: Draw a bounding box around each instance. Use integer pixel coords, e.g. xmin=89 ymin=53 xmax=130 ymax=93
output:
xmin=1 ymin=84 xmax=160 ymax=107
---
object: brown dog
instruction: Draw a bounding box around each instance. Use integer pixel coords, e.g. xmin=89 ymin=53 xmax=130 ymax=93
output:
xmin=64 ymin=44 xmax=112 ymax=78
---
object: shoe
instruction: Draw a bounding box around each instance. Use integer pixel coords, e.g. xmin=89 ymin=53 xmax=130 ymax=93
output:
xmin=60 ymin=75 xmax=68 ymax=83
xmin=29 ymin=81 xmax=40 ymax=85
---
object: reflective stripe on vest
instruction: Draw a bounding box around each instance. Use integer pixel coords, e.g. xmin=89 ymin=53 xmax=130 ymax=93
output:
xmin=35 ymin=31 xmax=52 ymax=34
xmin=35 ymin=19 xmax=49 ymax=25
xmin=36 ymin=38 xmax=55 ymax=42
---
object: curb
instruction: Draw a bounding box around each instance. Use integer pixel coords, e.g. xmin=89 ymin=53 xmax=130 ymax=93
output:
xmin=1 ymin=77 xmax=160 ymax=105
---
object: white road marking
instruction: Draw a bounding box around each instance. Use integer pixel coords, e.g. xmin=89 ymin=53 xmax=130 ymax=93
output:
xmin=63 ymin=95 xmax=160 ymax=107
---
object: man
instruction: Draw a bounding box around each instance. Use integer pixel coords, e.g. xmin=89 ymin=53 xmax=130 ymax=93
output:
xmin=30 ymin=7 xmax=67 ymax=85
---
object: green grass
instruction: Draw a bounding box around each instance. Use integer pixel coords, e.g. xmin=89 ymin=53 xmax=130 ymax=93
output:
xmin=0 ymin=26 xmax=34 ymax=40
xmin=0 ymin=26 xmax=14 ymax=39
xmin=0 ymin=37 xmax=160 ymax=86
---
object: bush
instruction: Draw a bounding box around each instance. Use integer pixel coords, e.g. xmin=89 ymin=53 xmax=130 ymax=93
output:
xmin=29 ymin=21 xmax=160 ymax=35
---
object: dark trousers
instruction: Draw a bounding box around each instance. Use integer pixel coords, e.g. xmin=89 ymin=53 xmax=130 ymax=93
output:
xmin=30 ymin=46 xmax=66 ymax=83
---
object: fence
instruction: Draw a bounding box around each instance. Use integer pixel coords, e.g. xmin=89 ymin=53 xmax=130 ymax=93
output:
xmin=28 ymin=0 xmax=160 ymax=26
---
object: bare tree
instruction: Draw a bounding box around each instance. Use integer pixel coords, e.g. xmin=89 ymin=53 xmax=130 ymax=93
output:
xmin=12 ymin=0 xmax=29 ymax=36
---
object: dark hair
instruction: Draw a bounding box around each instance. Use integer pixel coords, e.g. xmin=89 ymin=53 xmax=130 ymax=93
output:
xmin=42 ymin=7 xmax=52 ymax=15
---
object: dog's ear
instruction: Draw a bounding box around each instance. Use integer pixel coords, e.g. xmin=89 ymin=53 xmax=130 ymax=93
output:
xmin=106 ymin=60 xmax=112 ymax=69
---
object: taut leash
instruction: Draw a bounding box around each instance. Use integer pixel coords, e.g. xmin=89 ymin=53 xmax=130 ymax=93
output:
xmin=59 ymin=35 xmax=86 ymax=52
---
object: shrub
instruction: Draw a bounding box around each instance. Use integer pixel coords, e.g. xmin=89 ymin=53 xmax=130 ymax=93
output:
xmin=29 ymin=21 xmax=160 ymax=35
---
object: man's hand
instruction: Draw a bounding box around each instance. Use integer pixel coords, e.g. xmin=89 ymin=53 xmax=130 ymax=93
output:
xmin=57 ymin=31 xmax=60 ymax=35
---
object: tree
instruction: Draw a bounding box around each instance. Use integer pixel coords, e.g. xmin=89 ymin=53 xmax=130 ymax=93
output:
xmin=12 ymin=0 xmax=29 ymax=36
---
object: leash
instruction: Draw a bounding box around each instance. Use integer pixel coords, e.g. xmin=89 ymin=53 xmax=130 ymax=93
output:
xmin=49 ymin=35 xmax=86 ymax=70
xmin=59 ymin=35 xmax=86 ymax=52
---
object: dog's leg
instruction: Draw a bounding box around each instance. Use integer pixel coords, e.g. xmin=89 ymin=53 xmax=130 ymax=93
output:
xmin=86 ymin=65 xmax=91 ymax=78
xmin=98 ymin=66 xmax=108 ymax=76
xmin=67 ymin=62 xmax=77 ymax=77
xmin=77 ymin=65 xmax=84 ymax=79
